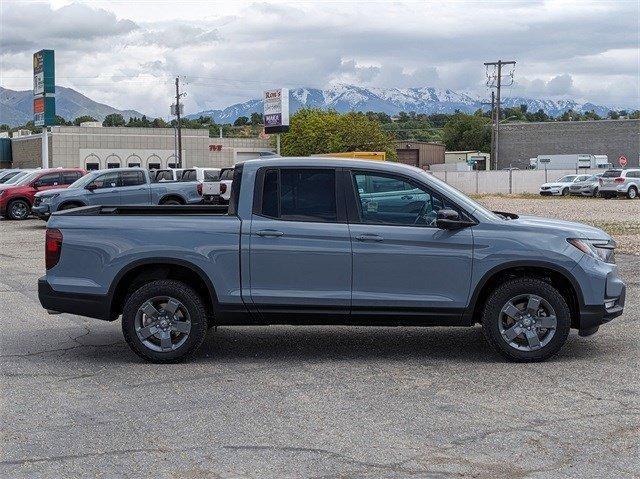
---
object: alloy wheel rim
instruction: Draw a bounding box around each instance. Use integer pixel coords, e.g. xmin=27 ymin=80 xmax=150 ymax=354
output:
xmin=11 ymin=202 xmax=28 ymax=219
xmin=630 ymin=189 xmax=636 ymax=198
xmin=134 ymin=296 xmax=191 ymax=352
xmin=498 ymin=294 xmax=557 ymax=351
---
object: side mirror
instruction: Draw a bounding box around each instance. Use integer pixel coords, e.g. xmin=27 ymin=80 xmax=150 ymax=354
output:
xmin=85 ymin=183 xmax=97 ymax=191
xmin=436 ymin=208 xmax=474 ymax=230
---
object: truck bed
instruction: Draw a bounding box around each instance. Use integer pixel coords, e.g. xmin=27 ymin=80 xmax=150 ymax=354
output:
xmin=54 ymin=204 xmax=230 ymax=217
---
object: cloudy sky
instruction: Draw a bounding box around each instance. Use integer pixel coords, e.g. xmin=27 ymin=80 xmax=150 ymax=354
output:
xmin=1 ymin=0 xmax=638 ymax=117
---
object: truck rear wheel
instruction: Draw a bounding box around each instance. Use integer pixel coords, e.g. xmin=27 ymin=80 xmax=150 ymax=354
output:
xmin=122 ymin=280 xmax=209 ymax=363
xmin=481 ymin=278 xmax=571 ymax=362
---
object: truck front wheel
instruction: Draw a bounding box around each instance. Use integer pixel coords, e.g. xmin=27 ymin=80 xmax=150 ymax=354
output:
xmin=122 ymin=280 xmax=209 ymax=363
xmin=481 ymin=278 xmax=571 ymax=362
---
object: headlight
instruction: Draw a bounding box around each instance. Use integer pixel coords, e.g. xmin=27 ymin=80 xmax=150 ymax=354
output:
xmin=568 ymin=238 xmax=615 ymax=263
xmin=41 ymin=194 xmax=59 ymax=204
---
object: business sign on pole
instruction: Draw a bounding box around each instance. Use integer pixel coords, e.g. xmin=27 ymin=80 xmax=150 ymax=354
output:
xmin=33 ymin=50 xmax=55 ymax=126
xmin=619 ymin=155 xmax=628 ymax=167
xmin=263 ymin=88 xmax=290 ymax=134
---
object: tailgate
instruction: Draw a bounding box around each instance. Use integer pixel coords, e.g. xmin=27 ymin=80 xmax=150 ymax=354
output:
xmin=203 ymin=181 xmax=220 ymax=195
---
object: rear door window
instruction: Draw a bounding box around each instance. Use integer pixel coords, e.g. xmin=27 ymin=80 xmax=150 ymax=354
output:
xmin=182 ymin=170 xmax=197 ymax=181
xmin=120 ymin=171 xmax=145 ymax=186
xmin=62 ymin=171 xmax=82 ymax=184
xmin=258 ymin=168 xmax=337 ymax=222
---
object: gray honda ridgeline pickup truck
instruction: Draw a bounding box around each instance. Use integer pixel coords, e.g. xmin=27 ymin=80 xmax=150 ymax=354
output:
xmin=38 ymin=158 xmax=625 ymax=363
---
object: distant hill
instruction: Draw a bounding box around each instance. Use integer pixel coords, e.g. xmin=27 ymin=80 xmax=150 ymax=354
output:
xmin=0 ymin=86 xmax=146 ymax=126
xmin=187 ymin=84 xmax=613 ymax=123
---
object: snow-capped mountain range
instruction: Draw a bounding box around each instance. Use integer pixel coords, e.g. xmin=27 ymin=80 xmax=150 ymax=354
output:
xmin=187 ymin=84 xmax=612 ymax=123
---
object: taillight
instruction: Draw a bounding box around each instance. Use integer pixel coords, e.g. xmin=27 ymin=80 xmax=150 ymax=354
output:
xmin=614 ymin=177 xmax=625 ymax=183
xmin=197 ymin=183 xmax=203 ymax=195
xmin=220 ymin=183 xmax=227 ymax=194
xmin=45 ymin=228 xmax=63 ymax=270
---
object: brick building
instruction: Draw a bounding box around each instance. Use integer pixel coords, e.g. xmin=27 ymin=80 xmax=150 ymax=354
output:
xmin=497 ymin=119 xmax=640 ymax=170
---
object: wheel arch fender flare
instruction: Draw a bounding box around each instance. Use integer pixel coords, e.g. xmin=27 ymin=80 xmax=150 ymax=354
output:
xmin=107 ymin=257 xmax=220 ymax=318
xmin=158 ymin=193 xmax=186 ymax=204
xmin=464 ymin=260 xmax=586 ymax=323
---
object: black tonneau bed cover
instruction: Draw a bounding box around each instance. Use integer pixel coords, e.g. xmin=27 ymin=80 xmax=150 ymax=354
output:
xmin=53 ymin=205 xmax=230 ymax=216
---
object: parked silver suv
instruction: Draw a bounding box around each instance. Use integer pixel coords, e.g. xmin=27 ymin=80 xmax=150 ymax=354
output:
xmin=599 ymin=169 xmax=640 ymax=199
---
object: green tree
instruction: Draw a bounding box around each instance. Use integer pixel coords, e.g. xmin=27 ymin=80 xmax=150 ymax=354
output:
xmin=54 ymin=115 xmax=72 ymax=126
xmin=152 ymin=117 xmax=168 ymax=128
xmin=442 ymin=113 xmax=491 ymax=152
xmin=103 ymin=113 xmax=126 ymax=127
xmin=607 ymin=110 xmax=620 ymax=120
xmin=279 ymin=108 xmax=397 ymax=160
xmin=233 ymin=116 xmax=249 ymax=126
xmin=73 ymin=115 xmax=97 ymax=126
xmin=250 ymin=112 xmax=262 ymax=125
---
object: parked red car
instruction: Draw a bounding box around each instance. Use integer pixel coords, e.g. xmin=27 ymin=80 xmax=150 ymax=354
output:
xmin=0 ymin=168 xmax=86 ymax=220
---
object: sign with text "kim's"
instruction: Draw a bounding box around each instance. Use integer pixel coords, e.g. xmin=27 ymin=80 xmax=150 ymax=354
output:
xmin=263 ymin=88 xmax=290 ymax=134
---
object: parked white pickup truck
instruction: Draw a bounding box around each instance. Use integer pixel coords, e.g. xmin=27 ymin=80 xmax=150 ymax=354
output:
xmin=202 ymin=167 xmax=234 ymax=204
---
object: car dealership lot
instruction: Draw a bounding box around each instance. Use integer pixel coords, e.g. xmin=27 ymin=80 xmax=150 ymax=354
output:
xmin=1 ymin=201 xmax=639 ymax=478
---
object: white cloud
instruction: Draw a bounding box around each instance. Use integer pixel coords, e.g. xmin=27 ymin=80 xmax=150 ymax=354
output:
xmin=0 ymin=0 xmax=637 ymax=116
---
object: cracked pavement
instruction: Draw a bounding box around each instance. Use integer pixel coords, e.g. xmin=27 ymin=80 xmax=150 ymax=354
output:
xmin=0 ymin=216 xmax=639 ymax=478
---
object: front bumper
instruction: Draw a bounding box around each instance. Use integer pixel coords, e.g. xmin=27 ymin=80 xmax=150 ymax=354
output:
xmin=38 ymin=278 xmax=112 ymax=321
xmin=32 ymin=204 xmax=51 ymax=219
xmin=540 ymin=188 xmax=562 ymax=196
xmin=575 ymin=258 xmax=626 ymax=336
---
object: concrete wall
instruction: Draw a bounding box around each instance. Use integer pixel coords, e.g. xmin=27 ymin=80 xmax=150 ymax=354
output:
xmin=431 ymin=169 xmax=584 ymax=195
xmin=497 ymin=119 xmax=640 ymax=170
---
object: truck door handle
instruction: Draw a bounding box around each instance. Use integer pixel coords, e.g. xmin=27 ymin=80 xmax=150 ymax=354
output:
xmin=256 ymin=229 xmax=284 ymax=237
xmin=401 ymin=195 xmax=413 ymax=200
xmin=355 ymin=234 xmax=383 ymax=242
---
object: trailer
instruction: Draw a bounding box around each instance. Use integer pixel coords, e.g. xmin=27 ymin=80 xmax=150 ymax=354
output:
xmin=529 ymin=154 xmax=610 ymax=170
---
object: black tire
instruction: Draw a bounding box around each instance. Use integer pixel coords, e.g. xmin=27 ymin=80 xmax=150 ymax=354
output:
xmin=7 ymin=199 xmax=31 ymax=220
xmin=59 ymin=202 xmax=83 ymax=211
xmin=561 ymin=187 xmax=569 ymax=196
xmin=122 ymin=279 xmax=209 ymax=363
xmin=627 ymin=186 xmax=637 ymax=199
xmin=481 ymin=278 xmax=571 ymax=362
xmin=160 ymin=197 xmax=183 ymax=206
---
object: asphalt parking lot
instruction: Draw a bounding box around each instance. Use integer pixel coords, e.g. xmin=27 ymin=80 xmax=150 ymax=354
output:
xmin=1 ymin=203 xmax=639 ymax=478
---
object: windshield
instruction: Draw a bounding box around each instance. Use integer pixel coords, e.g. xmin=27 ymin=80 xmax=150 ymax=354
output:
xmin=2 ymin=171 xmax=28 ymax=184
xmin=12 ymin=171 xmax=40 ymax=186
xmin=556 ymin=175 xmax=577 ymax=182
xmin=67 ymin=173 xmax=96 ymax=189
xmin=417 ymin=169 xmax=500 ymax=221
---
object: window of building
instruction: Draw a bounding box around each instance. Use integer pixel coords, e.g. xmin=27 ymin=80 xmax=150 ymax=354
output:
xmin=168 ymin=163 xmax=177 ymax=169
xmin=86 ymin=163 xmax=100 ymax=171
xmin=128 ymin=162 xmax=141 ymax=168
xmin=119 ymin=171 xmax=145 ymax=186
xmin=259 ymin=169 xmax=337 ymax=222
xmin=148 ymin=163 xmax=161 ymax=170
xmin=107 ymin=163 xmax=120 ymax=169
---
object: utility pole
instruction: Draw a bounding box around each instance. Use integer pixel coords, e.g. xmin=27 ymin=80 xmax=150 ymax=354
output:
xmin=490 ymin=91 xmax=495 ymax=170
xmin=174 ymin=77 xmax=186 ymax=168
xmin=485 ymin=60 xmax=515 ymax=170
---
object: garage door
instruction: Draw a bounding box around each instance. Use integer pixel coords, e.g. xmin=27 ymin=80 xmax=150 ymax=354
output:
xmin=397 ymin=149 xmax=419 ymax=166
